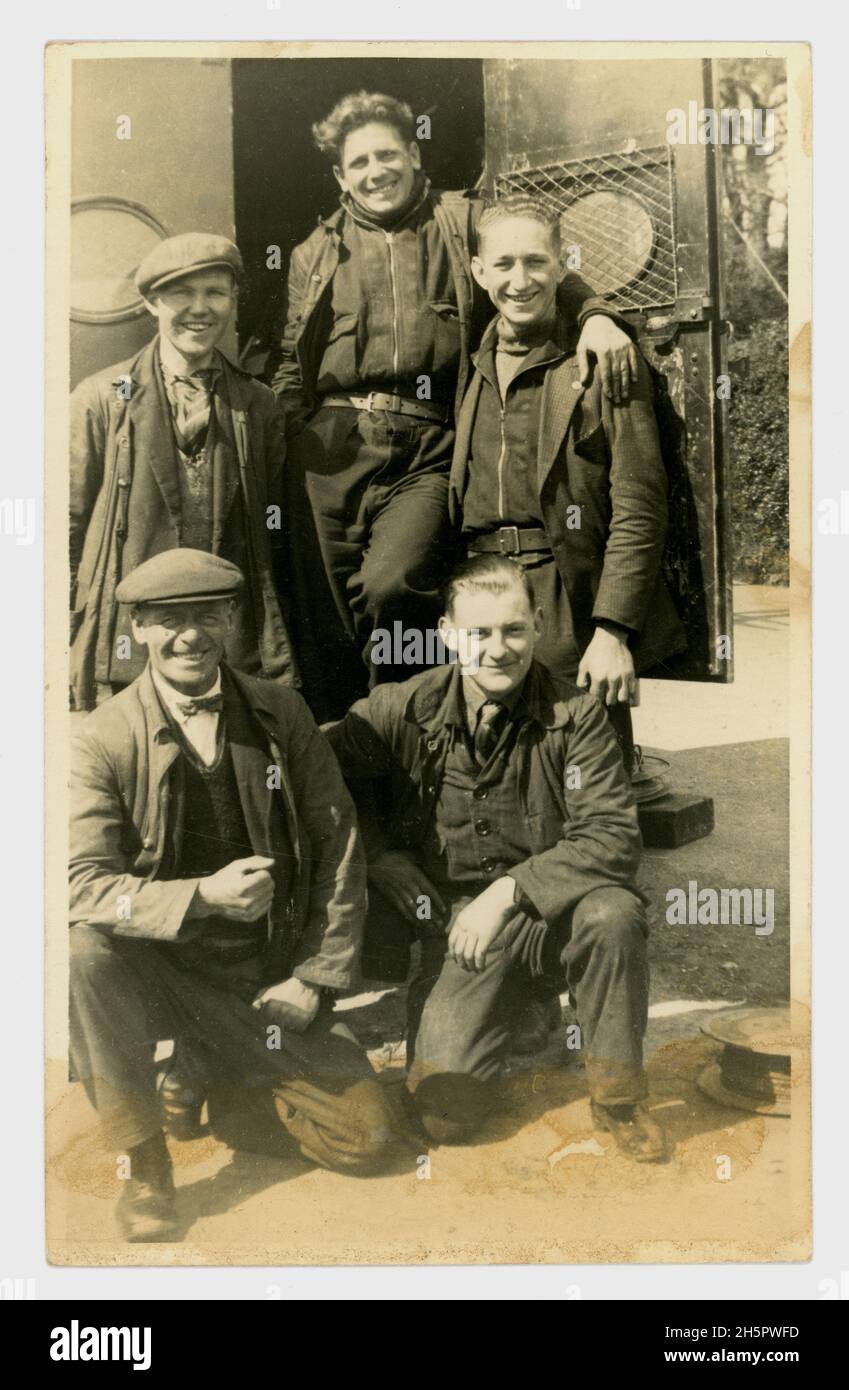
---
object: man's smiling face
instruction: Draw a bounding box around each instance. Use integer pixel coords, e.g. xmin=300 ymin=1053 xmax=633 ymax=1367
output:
xmin=333 ymin=121 xmax=421 ymax=218
xmin=131 ymin=599 xmax=234 ymax=695
xmin=471 ymin=215 xmax=564 ymax=331
xmin=440 ymin=581 xmax=543 ymax=701
xmin=144 ymin=268 xmax=236 ymax=367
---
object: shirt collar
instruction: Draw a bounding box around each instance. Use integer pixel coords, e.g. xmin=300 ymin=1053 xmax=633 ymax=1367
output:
xmin=413 ymin=660 xmax=571 ymax=735
xmin=458 ymin=671 xmax=526 ymax=733
xmin=150 ymin=666 xmax=222 ymax=724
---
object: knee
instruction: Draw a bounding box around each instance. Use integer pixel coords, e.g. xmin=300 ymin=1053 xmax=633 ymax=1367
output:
xmin=333 ymin=1081 xmax=409 ymax=1175
xmin=361 ymin=562 xmax=405 ymax=620
xmin=572 ymin=889 xmax=647 ymax=955
xmin=69 ymin=924 xmax=119 ymax=986
xmin=409 ymin=1073 xmax=495 ymax=1146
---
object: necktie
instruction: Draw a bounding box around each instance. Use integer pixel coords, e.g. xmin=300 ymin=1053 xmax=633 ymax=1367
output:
xmin=175 ymin=692 xmax=224 ymax=719
xmin=474 ymin=699 xmax=506 ymax=766
xmin=168 ymin=370 xmax=216 ymax=456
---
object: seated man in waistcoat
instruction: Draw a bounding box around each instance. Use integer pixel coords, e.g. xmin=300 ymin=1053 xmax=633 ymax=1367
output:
xmin=69 ymin=549 xmax=407 ymax=1243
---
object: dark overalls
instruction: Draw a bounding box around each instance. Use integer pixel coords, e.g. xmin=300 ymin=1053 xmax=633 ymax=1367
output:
xmin=283 ymin=191 xmax=466 ymax=721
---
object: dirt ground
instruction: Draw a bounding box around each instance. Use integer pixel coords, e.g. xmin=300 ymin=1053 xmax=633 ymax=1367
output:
xmin=46 ymin=586 xmax=808 ymax=1266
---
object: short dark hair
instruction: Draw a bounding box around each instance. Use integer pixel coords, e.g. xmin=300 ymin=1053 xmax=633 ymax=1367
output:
xmin=477 ymin=194 xmax=562 ymax=253
xmin=442 ymin=554 xmax=536 ymax=617
xmin=312 ymin=91 xmax=416 ymax=164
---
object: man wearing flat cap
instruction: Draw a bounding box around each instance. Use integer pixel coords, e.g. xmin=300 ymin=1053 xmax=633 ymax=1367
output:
xmin=69 ymin=549 xmax=406 ymax=1242
xmin=69 ymin=232 xmax=295 ymax=712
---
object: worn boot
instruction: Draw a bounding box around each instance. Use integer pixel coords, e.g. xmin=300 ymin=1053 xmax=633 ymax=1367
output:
xmin=116 ymin=1130 xmax=179 ymax=1242
xmin=591 ymin=1100 xmax=668 ymax=1163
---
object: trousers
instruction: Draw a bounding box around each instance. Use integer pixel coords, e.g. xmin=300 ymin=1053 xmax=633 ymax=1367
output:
xmin=367 ymin=885 xmax=649 ymax=1144
xmin=69 ymin=924 xmax=405 ymax=1174
xmin=285 ymin=405 xmax=459 ymax=721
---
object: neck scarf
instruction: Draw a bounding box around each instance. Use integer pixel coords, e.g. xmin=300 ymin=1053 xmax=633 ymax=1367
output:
xmin=495 ymin=308 xmax=559 ymax=357
xmin=342 ymin=172 xmax=430 ymax=233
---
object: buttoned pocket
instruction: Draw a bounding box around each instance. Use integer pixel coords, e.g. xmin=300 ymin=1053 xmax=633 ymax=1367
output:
xmin=325 ymin=311 xmax=359 ymax=345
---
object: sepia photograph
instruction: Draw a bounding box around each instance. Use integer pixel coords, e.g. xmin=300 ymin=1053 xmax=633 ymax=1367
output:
xmin=43 ymin=39 xmax=810 ymax=1267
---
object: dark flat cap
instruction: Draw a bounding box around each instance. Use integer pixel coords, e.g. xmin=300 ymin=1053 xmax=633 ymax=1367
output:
xmin=135 ymin=233 xmax=243 ymax=299
xmin=116 ymin=549 xmax=244 ymax=606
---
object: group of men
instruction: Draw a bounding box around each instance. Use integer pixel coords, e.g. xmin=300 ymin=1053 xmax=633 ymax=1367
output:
xmin=68 ymin=90 xmax=686 ymax=1241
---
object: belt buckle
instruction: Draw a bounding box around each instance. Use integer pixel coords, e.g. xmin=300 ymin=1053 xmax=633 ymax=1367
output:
xmin=498 ymin=526 xmax=521 ymax=555
xmin=364 ymin=391 xmax=376 ymax=414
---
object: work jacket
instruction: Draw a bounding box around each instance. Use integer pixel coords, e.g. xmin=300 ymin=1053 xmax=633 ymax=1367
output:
xmin=69 ymin=338 xmax=296 ymax=709
xmin=69 ymin=664 xmax=365 ymax=990
xmin=326 ymin=660 xmax=641 ymax=930
xmin=449 ymin=313 xmax=687 ymax=673
xmin=269 ymin=188 xmax=621 ymax=431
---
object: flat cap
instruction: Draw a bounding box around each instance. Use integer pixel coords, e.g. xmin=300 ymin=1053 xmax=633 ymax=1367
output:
xmin=116 ymin=549 xmax=244 ymax=606
xmin=135 ymin=233 xmax=243 ymax=299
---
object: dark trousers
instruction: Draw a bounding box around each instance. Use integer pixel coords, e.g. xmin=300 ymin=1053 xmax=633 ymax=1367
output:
xmin=69 ymin=924 xmax=404 ymax=1174
xmin=286 ymin=405 xmax=458 ymax=721
xmin=368 ymin=886 xmax=649 ymax=1144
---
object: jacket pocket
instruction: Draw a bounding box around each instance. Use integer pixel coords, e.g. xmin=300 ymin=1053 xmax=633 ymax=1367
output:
xmin=427 ymin=300 xmax=462 ymax=371
xmin=573 ymin=421 xmax=608 ymax=464
xmin=325 ymin=311 xmax=359 ymax=345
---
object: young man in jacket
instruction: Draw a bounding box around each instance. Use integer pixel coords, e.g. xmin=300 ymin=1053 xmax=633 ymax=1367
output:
xmin=326 ymin=554 xmax=667 ymax=1163
xmin=69 ymin=549 xmax=405 ymax=1242
xmin=272 ymin=90 xmax=639 ymax=721
xmin=70 ymin=233 xmax=294 ymax=712
xmin=449 ymin=193 xmax=687 ymax=775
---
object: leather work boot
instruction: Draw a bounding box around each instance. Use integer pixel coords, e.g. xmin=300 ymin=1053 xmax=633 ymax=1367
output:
xmin=116 ymin=1130 xmax=179 ymax=1242
xmin=591 ymin=1100 xmax=668 ymax=1163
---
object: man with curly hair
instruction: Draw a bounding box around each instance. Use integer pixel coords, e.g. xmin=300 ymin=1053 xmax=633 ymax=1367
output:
xmin=272 ymin=91 xmax=638 ymax=721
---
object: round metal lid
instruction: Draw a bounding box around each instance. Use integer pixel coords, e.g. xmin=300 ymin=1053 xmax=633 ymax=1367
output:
xmin=700 ymin=1005 xmax=794 ymax=1056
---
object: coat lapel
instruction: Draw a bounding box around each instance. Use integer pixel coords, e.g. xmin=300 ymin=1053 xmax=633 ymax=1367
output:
xmin=128 ymin=339 xmax=183 ymax=523
xmin=210 ymin=360 xmax=242 ymax=549
xmin=223 ymin=674 xmax=275 ymax=855
xmin=448 ymin=369 xmax=483 ymax=523
xmin=537 ymin=357 xmax=586 ymax=497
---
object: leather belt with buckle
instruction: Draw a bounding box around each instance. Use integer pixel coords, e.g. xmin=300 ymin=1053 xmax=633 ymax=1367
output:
xmin=321 ymin=391 xmax=450 ymax=424
xmin=468 ymin=526 xmax=551 ymax=557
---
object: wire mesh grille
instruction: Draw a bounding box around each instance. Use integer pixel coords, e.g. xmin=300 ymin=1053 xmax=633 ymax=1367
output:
xmin=495 ymin=147 xmax=678 ymax=310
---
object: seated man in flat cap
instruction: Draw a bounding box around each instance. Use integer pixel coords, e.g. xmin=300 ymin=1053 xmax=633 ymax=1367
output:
xmin=69 ymin=549 xmax=407 ymax=1242
xmin=69 ymin=232 xmax=294 ymax=713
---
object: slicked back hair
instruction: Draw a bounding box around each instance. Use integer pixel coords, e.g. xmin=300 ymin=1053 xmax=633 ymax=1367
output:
xmin=442 ymin=554 xmax=536 ymax=618
xmin=312 ymin=91 xmax=416 ymax=165
xmin=477 ymin=194 xmax=562 ymax=254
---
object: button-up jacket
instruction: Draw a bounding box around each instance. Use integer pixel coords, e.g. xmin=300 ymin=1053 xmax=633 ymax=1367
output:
xmin=70 ymin=664 xmax=365 ymax=989
xmin=325 ymin=660 xmax=641 ymax=929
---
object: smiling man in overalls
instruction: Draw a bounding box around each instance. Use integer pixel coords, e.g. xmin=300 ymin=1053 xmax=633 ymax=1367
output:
xmin=272 ymin=91 xmax=638 ymax=721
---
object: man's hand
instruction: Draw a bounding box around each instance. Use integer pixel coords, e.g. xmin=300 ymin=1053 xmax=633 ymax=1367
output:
xmin=577 ymin=627 xmax=637 ymax=706
xmin=253 ymin=977 xmax=321 ymax=1033
xmin=368 ymin=850 xmax=448 ymax=927
xmin=191 ymin=855 xmax=275 ymax=923
xmin=448 ymin=876 xmax=519 ymax=973
xmin=576 ymin=316 xmax=639 ymax=405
